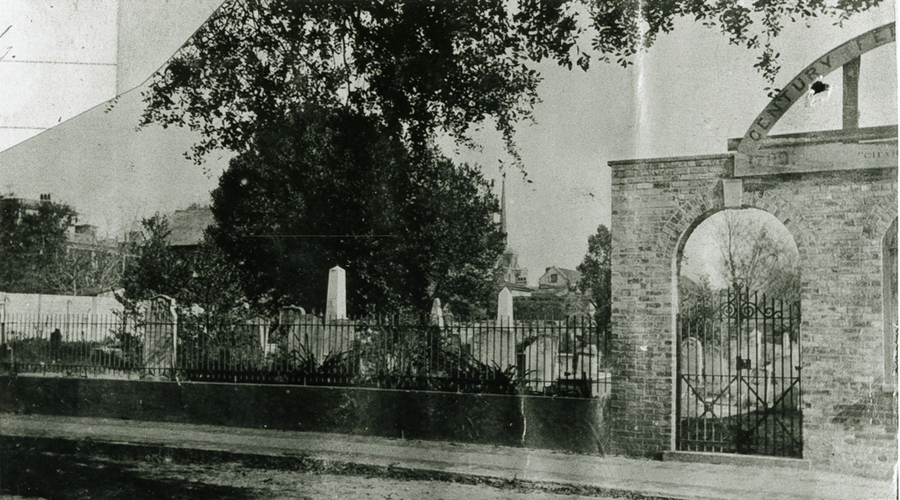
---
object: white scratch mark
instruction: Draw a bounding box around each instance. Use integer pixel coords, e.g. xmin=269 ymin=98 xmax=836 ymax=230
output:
xmin=520 ymin=397 xmax=527 ymax=444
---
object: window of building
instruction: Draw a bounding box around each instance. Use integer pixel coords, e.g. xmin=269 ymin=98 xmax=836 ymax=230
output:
xmin=550 ymin=274 xmax=558 ymax=283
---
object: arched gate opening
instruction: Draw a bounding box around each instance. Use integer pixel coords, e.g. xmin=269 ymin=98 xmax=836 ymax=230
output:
xmin=676 ymin=208 xmax=802 ymax=457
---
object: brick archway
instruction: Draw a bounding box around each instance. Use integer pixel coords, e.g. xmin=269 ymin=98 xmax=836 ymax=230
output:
xmin=610 ymin=152 xmax=896 ymax=473
xmin=607 ymin=23 xmax=897 ymax=473
xmin=668 ymin=192 xmax=810 ymax=264
xmin=671 ymin=198 xmax=805 ymax=456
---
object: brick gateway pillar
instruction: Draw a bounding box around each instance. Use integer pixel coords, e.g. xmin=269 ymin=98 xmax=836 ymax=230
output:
xmin=608 ymin=24 xmax=897 ymax=478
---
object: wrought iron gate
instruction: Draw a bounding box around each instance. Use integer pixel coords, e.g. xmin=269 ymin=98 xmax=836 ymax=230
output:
xmin=676 ymin=284 xmax=802 ymax=457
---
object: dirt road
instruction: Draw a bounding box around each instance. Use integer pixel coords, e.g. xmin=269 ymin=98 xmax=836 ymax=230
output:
xmin=1 ymin=447 xmax=621 ymax=499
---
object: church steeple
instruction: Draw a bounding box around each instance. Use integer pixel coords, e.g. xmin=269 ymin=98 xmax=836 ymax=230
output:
xmin=495 ymin=175 xmax=527 ymax=287
xmin=500 ymin=174 xmax=508 ymax=248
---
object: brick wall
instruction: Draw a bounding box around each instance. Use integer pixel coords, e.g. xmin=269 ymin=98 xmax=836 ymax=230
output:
xmin=756 ymin=168 xmax=898 ymax=478
xmin=609 ymin=152 xmax=897 ymax=478
xmin=609 ymin=154 xmax=730 ymax=457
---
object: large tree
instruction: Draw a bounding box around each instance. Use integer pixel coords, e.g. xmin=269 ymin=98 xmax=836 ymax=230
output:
xmin=140 ymin=0 xmax=879 ymax=164
xmin=141 ymin=0 xmax=577 ymax=165
xmin=121 ymin=215 xmax=190 ymax=302
xmin=121 ymin=214 xmax=247 ymax=317
xmin=710 ymin=210 xmax=800 ymax=301
xmin=0 ymin=196 xmax=77 ymax=294
xmin=42 ymin=245 xmax=125 ymax=297
xmin=577 ymin=224 xmax=611 ymax=333
xmin=208 ymin=106 xmax=504 ymax=315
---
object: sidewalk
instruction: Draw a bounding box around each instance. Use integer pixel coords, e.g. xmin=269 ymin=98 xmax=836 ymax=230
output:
xmin=1 ymin=413 xmax=894 ymax=500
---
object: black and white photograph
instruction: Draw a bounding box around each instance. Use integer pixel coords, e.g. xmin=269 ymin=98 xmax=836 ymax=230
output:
xmin=0 ymin=1 xmax=897 ymax=498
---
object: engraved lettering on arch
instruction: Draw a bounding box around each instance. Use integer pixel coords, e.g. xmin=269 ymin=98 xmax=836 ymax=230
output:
xmin=803 ymin=66 xmax=819 ymax=81
xmin=736 ymin=22 xmax=896 ymax=160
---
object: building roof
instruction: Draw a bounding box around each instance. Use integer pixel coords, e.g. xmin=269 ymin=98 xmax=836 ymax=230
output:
xmin=542 ymin=266 xmax=582 ymax=284
xmin=166 ymin=208 xmax=215 ymax=247
xmin=499 ymin=281 xmax=534 ymax=293
xmin=558 ymin=268 xmax=581 ymax=283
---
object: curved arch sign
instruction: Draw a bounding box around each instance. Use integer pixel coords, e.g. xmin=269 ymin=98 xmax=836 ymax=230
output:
xmin=734 ymin=23 xmax=896 ymax=176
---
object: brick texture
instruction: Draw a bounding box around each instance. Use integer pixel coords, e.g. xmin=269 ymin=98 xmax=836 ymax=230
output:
xmin=609 ymin=152 xmax=897 ymax=478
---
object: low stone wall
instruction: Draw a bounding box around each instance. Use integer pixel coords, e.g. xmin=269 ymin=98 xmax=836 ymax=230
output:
xmin=0 ymin=376 xmax=609 ymax=454
xmin=0 ymin=293 xmax=123 ymax=317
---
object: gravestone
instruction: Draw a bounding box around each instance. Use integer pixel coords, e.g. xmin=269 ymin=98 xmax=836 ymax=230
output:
xmin=576 ymin=344 xmax=599 ymax=378
xmin=142 ymin=295 xmax=176 ymax=380
xmin=576 ymin=344 xmax=605 ymax=397
xmin=281 ymin=306 xmax=311 ymax=361
xmin=468 ymin=325 xmax=516 ymax=370
xmin=430 ymin=298 xmax=443 ymax=327
xmin=326 ymin=266 xmax=347 ymax=322
xmin=769 ymin=340 xmax=801 ymax=410
xmin=523 ymin=336 xmax=559 ymax=393
xmin=679 ymin=336 xmax=704 ymax=415
xmin=243 ymin=315 xmax=271 ymax=356
xmin=497 ymin=287 xmax=513 ymax=327
xmin=703 ymin=344 xmax=729 ymax=396
xmin=324 ymin=266 xmax=354 ymax=360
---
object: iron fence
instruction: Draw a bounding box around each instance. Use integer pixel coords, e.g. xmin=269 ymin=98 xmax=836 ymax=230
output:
xmin=0 ymin=313 xmax=139 ymax=376
xmin=676 ymin=284 xmax=802 ymax=458
xmin=0 ymin=311 xmax=611 ymax=398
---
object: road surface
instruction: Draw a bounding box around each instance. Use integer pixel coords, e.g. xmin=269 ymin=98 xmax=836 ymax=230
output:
xmin=2 ymin=446 xmax=621 ymax=499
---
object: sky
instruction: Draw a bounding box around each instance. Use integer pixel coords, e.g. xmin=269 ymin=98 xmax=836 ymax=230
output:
xmin=681 ymin=209 xmax=800 ymax=289
xmin=0 ymin=1 xmax=896 ymax=287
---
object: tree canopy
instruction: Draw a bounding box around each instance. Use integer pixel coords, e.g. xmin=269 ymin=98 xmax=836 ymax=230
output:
xmin=135 ymin=0 xmax=875 ymax=316
xmin=141 ymin=0 xmax=578 ymax=164
xmin=709 ymin=210 xmax=800 ymax=301
xmin=0 ymin=196 xmax=77 ymax=294
xmin=577 ymin=224 xmax=611 ymax=332
xmin=208 ymin=106 xmax=504 ymax=315
xmin=681 ymin=209 xmax=800 ymax=303
xmin=121 ymin=214 xmax=248 ymax=318
xmin=140 ymin=0 xmax=881 ymax=164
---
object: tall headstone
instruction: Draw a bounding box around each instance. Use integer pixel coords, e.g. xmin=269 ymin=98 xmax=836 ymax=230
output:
xmin=244 ymin=315 xmax=270 ymax=352
xmin=755 ymin=328 xmax=764 ymax=365
xmin=430 ymin=298 xmax=444 ymax=327
xmin=497 ymin=287 xmax=513 ymax=327
xmin=142 ymin=295 xmax=177 ymax=380
xmin=326 ymin=266 xmax=347 ymax=322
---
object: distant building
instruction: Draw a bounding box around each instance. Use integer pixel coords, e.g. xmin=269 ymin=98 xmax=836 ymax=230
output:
xmin=537 ymin=266 xmax=581 ymax=294
xmin=1 ymin=194 xmax=121 ymax=254
xmin=165 ymin=207 xmax=215 ymax=254
xmin=0 ymin=193 xmax=53 ymax=225
xmin=0 ymin=194 xmax=129 ymax=296
xmin=497 ymin=249 xmax=529 ymax=287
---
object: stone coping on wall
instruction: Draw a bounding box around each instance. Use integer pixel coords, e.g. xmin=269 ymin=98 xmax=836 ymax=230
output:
xmin=608 ymin=152 xmax=734 ymax=167
xmin=726 ymin=124 xmax=897 ymax=151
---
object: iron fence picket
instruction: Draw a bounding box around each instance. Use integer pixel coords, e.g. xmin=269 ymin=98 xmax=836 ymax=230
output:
xmin=2 ymin=310 xmax=612 ymax=397
xmin=676 ymin=283 xmax=801 ymax=458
